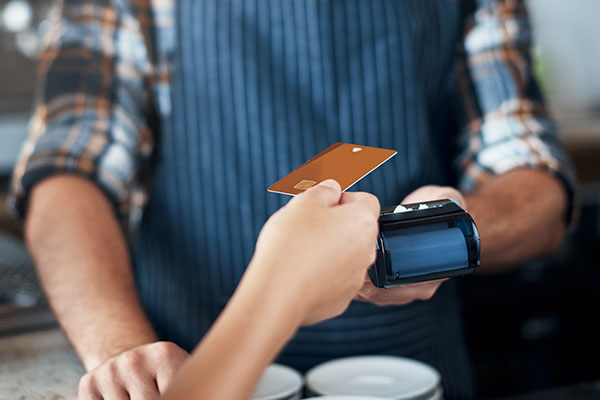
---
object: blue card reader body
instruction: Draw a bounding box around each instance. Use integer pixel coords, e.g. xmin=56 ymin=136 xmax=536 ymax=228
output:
xmin=368 ymin=199 xmax=480 ymax=288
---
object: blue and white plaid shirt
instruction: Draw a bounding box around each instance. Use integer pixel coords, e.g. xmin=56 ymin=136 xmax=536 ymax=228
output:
xmin=10 ymin=0 xmax=575 ymax=226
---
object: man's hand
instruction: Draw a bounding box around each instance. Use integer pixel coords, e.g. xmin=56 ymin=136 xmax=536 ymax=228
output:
xmin=400 ymin=185 xmax=466 ymax=209
xmin=78 ymin=342 xmax=189 ymax=400
xmin=355 ymin=185 xmax=465 ymax=306
xmin=356 ymin=169 xmax=569 ymax=307
xmin=26 ymin=176 xmax=172 ymax=395
xmin=355 ymin=279 xmax=447 ymax=306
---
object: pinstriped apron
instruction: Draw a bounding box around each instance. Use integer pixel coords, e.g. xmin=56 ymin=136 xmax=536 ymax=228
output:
xmin=132 ymin=1 xmax=475 ymax=398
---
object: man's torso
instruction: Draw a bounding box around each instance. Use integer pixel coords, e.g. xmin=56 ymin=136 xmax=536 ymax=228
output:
xmin=132 ymin=1 xmax=474 ymax=397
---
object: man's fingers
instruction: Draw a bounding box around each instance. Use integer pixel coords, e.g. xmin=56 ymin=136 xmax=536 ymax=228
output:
xmin=127 ymin=380 xmax=161 ymax=400
xmin=76 ymin=342 xmax=188 ymax=400
xmin=402 ymin=185 xmax=467 ymax=210
xmin=78 ymin=374 xmax=103 ymax=400
xmin=148 ymin=342 xmax=190 ymax=393
xmin=118 ymin=367 xmax=161 ymax=400
xmin=155 ymin=366 xmax=180 ymax=394
xmin=300 ymin=179 xmax=342 ymax=207
xmin=94 ymin=375 xmax=130 ymax=400
xmin=355 ymin=279 xmax=447 ymax=306
xmin=91 ymin=361 xmax=130 ymax=400
xmin=155 ymin=357 xmax=188 ymax=394
xmin=109 ymin=348 xmax=162 ymax=400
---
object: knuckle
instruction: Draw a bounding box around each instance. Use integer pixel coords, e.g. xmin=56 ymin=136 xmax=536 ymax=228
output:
xmin=367 ymin=295 xmax=388 ymax=307
xmin=419 ymin=288 xmax=437 ymax=300
xmin=356 ymin=209 xmax=377 ymax=232
xmin=152 ymin=341 xmax=179 ymax=360
xmin=150 ymin=341 xmax=168 ymax=356
xmin=78 ymin=373 xmax=100 ymax=399
xmin=120 ymin=350 xmax=143 ymax=371
xmin=367 ymin=193 xmax=381 ymax=212
xmin=78 ymin=373 xmax=94 ymax=390
xmin=362 ymin=285 xmax=379 ymax=300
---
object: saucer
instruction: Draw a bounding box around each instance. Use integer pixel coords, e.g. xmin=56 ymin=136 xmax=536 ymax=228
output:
xmin=305 ymin=355 xmax=440 ymax=399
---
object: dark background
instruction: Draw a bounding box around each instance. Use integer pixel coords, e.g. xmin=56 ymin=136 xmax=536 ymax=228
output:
xmin=460 ymin=146 xmax=600 ymax=398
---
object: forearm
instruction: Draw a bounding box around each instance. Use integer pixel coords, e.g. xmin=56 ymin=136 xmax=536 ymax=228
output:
xmin=164 ymin=259 xmax=303 ymax=400
xmin=465 ymin=168 xmax=568 ymax=273
xmin=26 ymin=175 xmax=157 ymax=370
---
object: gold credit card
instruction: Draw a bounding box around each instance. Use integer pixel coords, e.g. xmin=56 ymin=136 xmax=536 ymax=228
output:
xmin=268 ymin=142 xmax=397 ymax=195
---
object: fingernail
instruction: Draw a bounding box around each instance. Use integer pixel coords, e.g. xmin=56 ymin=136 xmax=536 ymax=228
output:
xmin=318 ymin=179 xmax=341 ymax=191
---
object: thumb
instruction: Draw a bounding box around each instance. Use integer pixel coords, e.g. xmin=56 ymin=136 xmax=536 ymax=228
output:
xmin=301 ymin=179 xmax=342 ymax=207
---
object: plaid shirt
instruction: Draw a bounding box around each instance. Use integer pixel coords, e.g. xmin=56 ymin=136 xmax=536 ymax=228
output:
xmin=9 ymin=0 xmax=575 ymax=229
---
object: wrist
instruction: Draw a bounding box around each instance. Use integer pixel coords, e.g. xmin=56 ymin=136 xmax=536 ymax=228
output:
xmin=164 ymin=263 xmax=303 ymax=400
xmin=243 ymin=257 xmax=307 ymax=329
xmin=81 ymin=329 xmax=158 ymax=371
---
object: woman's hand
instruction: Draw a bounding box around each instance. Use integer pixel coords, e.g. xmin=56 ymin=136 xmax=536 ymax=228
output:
xmin=249 ymin=179 xmax=381 ymax=325
xmin=163 ymin=180 xmax=381 ymax=400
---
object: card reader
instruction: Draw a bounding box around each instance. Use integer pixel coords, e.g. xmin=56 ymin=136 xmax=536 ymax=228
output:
xmin=368 ymin=199 xmax=480 ymax=288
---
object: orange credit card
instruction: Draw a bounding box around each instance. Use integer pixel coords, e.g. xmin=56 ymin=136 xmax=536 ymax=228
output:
xmin=268 ymin=142 xmax=397 ymax=195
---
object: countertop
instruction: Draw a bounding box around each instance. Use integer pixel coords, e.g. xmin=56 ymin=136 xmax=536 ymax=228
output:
xmin=0 ymin=328 xmax=84 ymax=400
xmin=0 ymin=327 xmax=598 ymax=400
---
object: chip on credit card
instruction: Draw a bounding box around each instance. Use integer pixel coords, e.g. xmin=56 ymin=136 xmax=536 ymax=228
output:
xmin=268 ymin=142 xmax=397 ymax=195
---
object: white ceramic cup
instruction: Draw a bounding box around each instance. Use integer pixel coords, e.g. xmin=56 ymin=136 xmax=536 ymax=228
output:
xmin=252 ymin=363 xmax=304 ymax=400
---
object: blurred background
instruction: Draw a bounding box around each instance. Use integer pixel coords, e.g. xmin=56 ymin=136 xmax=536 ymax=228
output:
xmin=0 ymin=0 xmax=598 ymax=399
xmin=460 ymin=1 xmax=600 ymax=398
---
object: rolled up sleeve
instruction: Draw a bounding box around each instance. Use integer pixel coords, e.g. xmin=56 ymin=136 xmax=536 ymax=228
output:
xmin=9 ymin=0 xmax=154 ymax=229
xmin=455 ymin=0 xmax=577 ymax=221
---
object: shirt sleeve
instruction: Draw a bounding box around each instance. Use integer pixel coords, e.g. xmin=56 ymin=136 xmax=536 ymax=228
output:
xmin=8 ymin=0 xmax=155 ymax=229
xmin=455 ymin=0 xmax=577 ymax=222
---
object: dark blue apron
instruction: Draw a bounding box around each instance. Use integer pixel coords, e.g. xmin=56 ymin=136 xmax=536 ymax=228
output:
xmin=132 ymin=1 xmax=475 ymax=398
